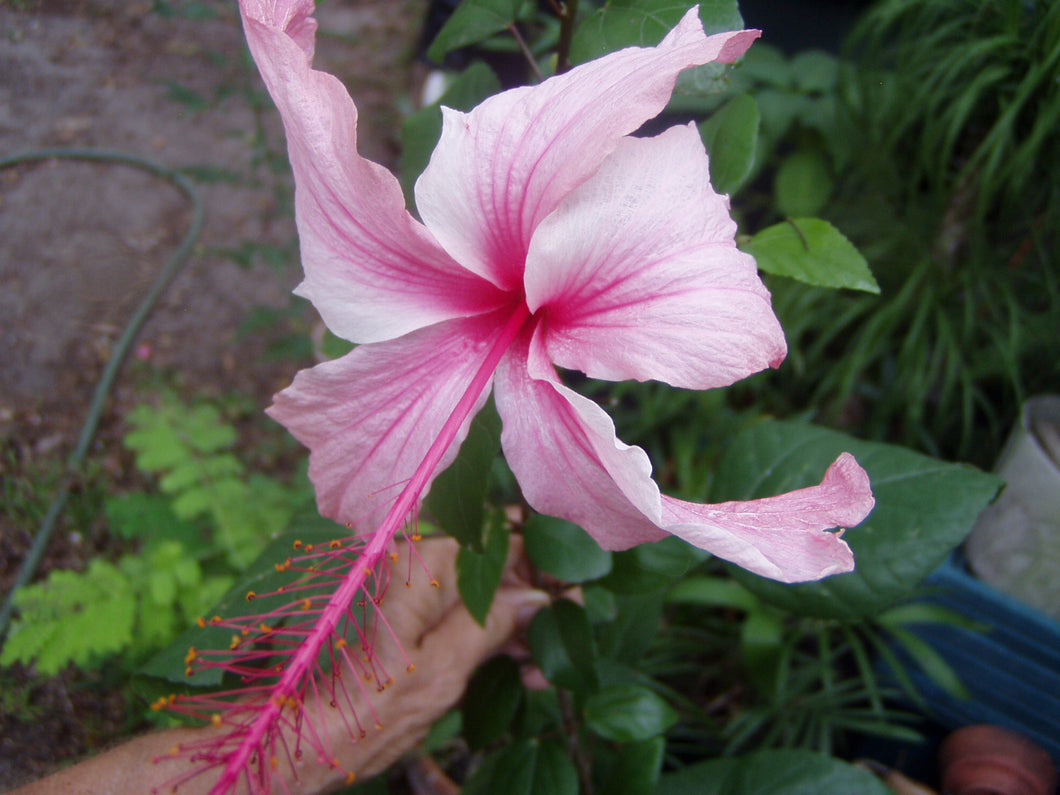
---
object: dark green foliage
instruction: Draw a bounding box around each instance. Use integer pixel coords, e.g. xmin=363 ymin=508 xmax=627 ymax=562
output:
xmin=754 ymin=0 xmax=1060 ymax=466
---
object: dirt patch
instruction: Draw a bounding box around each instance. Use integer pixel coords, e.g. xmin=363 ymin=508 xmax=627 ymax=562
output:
xmin=0 ymin=0 xmax=427 ymax=786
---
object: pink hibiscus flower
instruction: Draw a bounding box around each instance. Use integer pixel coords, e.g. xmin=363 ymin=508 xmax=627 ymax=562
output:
xmin=246 ymin=0 xmax=874 ymax=584
xmin=155 ymin=4 xmax=876 ymax=792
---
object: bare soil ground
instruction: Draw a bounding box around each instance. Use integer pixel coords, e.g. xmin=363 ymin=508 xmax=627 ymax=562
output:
xmin=0 ymin=0 xmax=427 ymax=786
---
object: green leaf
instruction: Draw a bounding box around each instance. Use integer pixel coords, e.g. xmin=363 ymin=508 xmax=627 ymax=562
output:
xmin=657 ymin=749 xmax=894 ymax=795
xmin=882 ymin=624 xmax=970 ymax=701
xmin=666 ymin=575 xmax=759 ymax=611
xmin=571 ymin=0 xmax=742 ymax=64
xmin=135 ymin=525 xmax=344 ymax=688
xmin=464 ymin=739 xmax=578 ymax=795
xmin=595 ymin=593 xmax=663 ymax=663
xmin=523 ymin=514 xmax=612 ymax=583
xmin=743 ymin=218 xmax=880 ymax=293
xmin=711 ymin=421 xmax=1002 ymax=619
xmin=599 ymin=737 xmax=665 ymax=795
xmin=104 ymin=492 xmax=200 ymax=544
xmin=774 ymin=150 xmax=833 ymax=217
xmin=598 ymin=536 xmax=702 ymax=594
xmin=789 ymin=50 xmax=838 ymax=93
xmin=698 ymin=94 xmax=760 ymax=195
xmin=400 ymin=62 xmax=501 ymax=210
xmin=462 ymin=655 xmax=524 ymax=750
xmin=457 ymin=512 xmax=510 ymax=625
xmin=426 ymin=0 xmax=523 ymax=62
xmin=584 ymin=684 xmax=678 ymax=742
xmin=528 ymin=599 xmax=598 ymax=694
xmin=1 ymin=559 xmax=137 ymax=674
xmin=427 ymin=396 xmax=502 ymax=551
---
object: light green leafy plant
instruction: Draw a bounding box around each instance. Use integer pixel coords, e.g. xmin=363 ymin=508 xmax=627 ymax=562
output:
xmin=2 ymin=392 xmax=310 ymax=676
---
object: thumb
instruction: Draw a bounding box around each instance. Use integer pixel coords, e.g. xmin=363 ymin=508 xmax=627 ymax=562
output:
xmin=417 ymin=585 xmax=550 ymax=675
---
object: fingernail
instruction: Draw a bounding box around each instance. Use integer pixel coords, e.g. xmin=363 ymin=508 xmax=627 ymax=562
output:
xmin=507 ymin=589 xmax=550 ymax=627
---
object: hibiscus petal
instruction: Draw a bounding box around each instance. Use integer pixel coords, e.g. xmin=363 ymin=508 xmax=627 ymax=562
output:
xmin=415 ymin=8 xmax=759 ymax=291
xmin=266 ymin=312 xmax=509 ymax=526
xmin=661 ymin=454 xmax=874 ymax=583
xmin=526 ymin=125 xmax=786 ymax=389
xmin=495 ymin=326 xmax=668 ymax=550
xmin=240 ymin=0 xmax=505 ymax=344
xmin=496 ymin=330 xmax=874 ymax=582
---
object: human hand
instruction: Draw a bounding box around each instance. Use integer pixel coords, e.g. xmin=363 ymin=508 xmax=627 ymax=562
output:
xmin=314 ymin=534 xmax=550 ymax=782
xmin=9 ymin=535 xmax=549 ymax=795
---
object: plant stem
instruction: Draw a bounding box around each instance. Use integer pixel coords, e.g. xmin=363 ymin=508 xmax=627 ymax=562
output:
xmin=554 ymin=0 xmax=580 ymax=75
xmin=557 ymin=688 xmax=593 ymax=795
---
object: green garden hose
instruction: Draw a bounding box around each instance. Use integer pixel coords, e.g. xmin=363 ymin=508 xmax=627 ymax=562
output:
xmin=0 ymin=148 xmax=205 ymax=642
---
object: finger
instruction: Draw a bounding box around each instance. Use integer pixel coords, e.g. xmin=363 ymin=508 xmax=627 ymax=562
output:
xmin=382 ymin=533 xmax=531 ymax=645
xmin=414 ymin=583 xmax=551 ymax=676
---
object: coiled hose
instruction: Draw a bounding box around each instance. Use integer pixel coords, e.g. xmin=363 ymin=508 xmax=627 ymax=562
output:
xmin=0 ymin=148 xmax=204 ymax=642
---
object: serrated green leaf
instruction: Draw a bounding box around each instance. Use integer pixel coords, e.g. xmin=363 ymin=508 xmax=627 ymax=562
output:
xmin=528 ymin=599 xmax=598 ymax=694
xmin=523 ymin=514 xmax=612 ymax=583
xmin=2 ymin=559 xmax=137 ymax=674
xmin=159 ymin=454 xmax=243 ymax=495
xmin=698 ymin=93 xmax=760 ymax=195
xmin=463 ymin=655 xmax=524 ymax=749
xmin=743 ymin=218 xmax=879 ymax=293
xmin=571 ymin=0 xmax=742 ymax=64
xmin=135 ymin=525 xmax=344 ymax=689
xmin=427 ymin=396 xmax=502 ymax=551
xmin=457 ymin=513 xmax=511 ymax=625
xmin=400 ymin=62 xmax=501 ymax=210
xmin=711 ymin=421 xmax=1002 ymax=619
xmin=657 ymin=749 xmax=894 ymax=795
xmin=426 ymin=0 xmax=523 ymax=62
xmin=584 ymin=684 xmax=678 ymax=742
xmin=104 ymin=493 xmax=200 ymax=543
xmin=774 ymin=151 xmax=833 ymax=217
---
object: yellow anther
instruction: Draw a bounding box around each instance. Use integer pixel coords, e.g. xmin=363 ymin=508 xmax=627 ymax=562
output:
xmin=210 ymin=714 xmax=222 ymax=728
xmin=329 ymin=539 xmax=342 ymax=549
xmin=184 ymin=647 xmax=197 ymax=665
xmin=293 ymin=540 xmax=303 ymax=549
xmin=429 ymin=579 xmax=440 ymax=588
xmin=230 ymin=635 xmax=241 ymax=650
xmin=302 ymin=598 xmax=312 ymax=610
xmin=245 ymin=591 xmax=256 ymax=601
xmin=196 ymin=617 xmax=206 ymax=628
xmin=388 ymin=552 xmax=399 ymax=562
xmin=406 ymin=663 xmax=415 ymax=673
